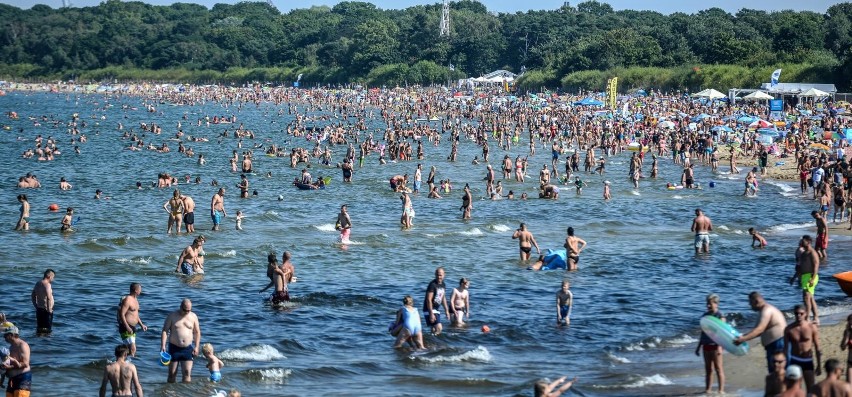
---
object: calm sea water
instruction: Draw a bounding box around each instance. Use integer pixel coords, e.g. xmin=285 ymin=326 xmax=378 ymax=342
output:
xmin=0 ymin=91 xmax=849 ymax=396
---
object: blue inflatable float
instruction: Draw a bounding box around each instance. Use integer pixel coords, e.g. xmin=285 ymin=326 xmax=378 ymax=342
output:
xmin=541 ymin=249 xmax=568 ymax=270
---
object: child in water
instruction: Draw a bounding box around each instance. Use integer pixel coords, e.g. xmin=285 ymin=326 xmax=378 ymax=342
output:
xmin=748 ymin=227 xmax=767 ymax=248
xmin=235 ymin=211 xmax=244 ymax=231
xmin=202 ymin=343 xmax=225 ymax=382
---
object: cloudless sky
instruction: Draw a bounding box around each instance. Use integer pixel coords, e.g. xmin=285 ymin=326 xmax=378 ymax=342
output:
xmin=0 ymin=0 xmax=840 ymax=14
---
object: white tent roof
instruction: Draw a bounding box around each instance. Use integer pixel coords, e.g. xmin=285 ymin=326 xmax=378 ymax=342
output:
xmin=799 ymin=88 xmax=830 ymax=97
xmin=693 ymin=89 xmax=725 ymax=99
xmin=743 ymin=91 xmax=773 ymax=100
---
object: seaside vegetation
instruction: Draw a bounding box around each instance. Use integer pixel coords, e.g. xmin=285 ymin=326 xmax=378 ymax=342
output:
xmin=0 ymin=0 xmax=850 ymax=91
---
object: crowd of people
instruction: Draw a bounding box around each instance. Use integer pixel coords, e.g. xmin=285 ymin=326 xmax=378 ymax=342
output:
xmin=6 ymin=81 xmax=852 ymax=396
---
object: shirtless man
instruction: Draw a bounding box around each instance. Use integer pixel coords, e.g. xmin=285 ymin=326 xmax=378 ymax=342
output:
xmin=181 ymin=194 xmax=196 ymax=233
xmin=512 ymin=223 xmax=541 ymax=260
xmin=210 ymin=188 xmax=227 ymax=231
xmin=563 ymin=227 xmax=586 ymax=271
xmin=99 ymin=345 xmax=143 ymax=397
xmin=31 ymin=269 xmax=55 ymax=334
xmin=176 ymin=238 xmax=204 ymax=275
xmin=163 ymin=189 xmax=184 ymax=234
xmin=812 ymin=359 xmax=852 ymax=397
xmin=734 ymin=291 xmax=787 ymax=373
xmin=691 ymin=208 xmax=713 ymax=254
xmin=2 ymin=326 xmax=31 ymax=397
xmin=117 ymin=283 xmax=148 ymax=357
xmin=790 ymin=235 xmax=820 ymax=324
xmin=765 ymin=351 xmax=788 ymax=397
xmin=812 ymin=210 xmax=828 ymax=260
xmin=161 ymin=299 xmax=201 ymax=383
xmin=241 ymin=154 xmax=252 ymax=173
xmin=784 ymin=304 xmax=821 ymax=391
xmin=59 ymin=177 xmax=72 ymax=190
xmin=461 ymin=185 xmax=472 ymax=220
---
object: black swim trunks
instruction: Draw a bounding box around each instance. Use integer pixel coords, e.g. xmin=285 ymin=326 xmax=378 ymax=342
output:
xmin=183 ymin=212 xmax=194 ymax=225
xmin=520 ymin=246 xmax=532 ymax=254
xmin=168 ymin=343 xmax=194 ymax=362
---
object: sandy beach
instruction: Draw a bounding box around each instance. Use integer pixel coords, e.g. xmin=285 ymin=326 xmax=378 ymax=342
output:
xmin=722 ymin=319 xmax=850 ymax=393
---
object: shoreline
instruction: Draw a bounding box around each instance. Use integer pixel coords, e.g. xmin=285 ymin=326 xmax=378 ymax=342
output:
xmin=671 ymin=157 xmax=852 ymax=394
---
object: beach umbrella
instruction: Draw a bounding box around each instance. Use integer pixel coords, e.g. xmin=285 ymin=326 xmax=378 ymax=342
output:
xmin=799 ymin=88 xmax=830 ymax=98
xmin=749 ymin=119 xmax=773 ymax=129
xmin=809 ymin=143 xmax=831 ymax=151
xmin=742 ymin=91 xmax=773 ymax=101
xmin=658 ymin=120 xmax=675 ymax=129
xmin=737 ymin=116 xmax=757 ymax=124
xmin=691 ymin=113 xmax=711 ymax=122
xmin=711 ymin=125 xmax=732 ymax=132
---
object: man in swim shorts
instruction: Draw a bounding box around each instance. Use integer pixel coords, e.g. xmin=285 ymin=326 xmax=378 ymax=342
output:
xmin=556 ymin=281 xmax=573 ymax=326
xmin=734 ymin=292 xmax=787 ymax=373
xmin=210 ymin=188 xmax=227 ymax=231
xmin=117 ymin=283 xmax=148 ymax=357
xmin=784 ymin=304 xmax=821 ymax=391
xmin=161 ymin=299 xmax=201 ymax=383
xmin=423 ymin=267 xmax=449 ymax=335
xmin=791 ymin=235 xmax=820 ymax=324
xmin=2 ymin=326 xmax=31 ymax=397
xmin=176 ymin=238 xmax=203 ymax=275
xmin=99 ymin=344 xmax=143 ymax=397
xmin=181 ymin=194 xmax=195 ymax=233
xmin=691 ymin=208 xmax=713 ymax=254
xmin=30 ymin=269 xmax=54 ymax=335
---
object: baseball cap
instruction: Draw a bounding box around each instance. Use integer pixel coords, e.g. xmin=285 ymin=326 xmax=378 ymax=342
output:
xmin=786 ymin=364 xmax=803 ymax=380
xmin=3 ymin=326 xmax=19 ymax=335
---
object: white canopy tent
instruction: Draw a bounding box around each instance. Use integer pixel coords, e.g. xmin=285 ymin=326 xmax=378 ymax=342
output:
xmin=799 ymin=88 xmax=830 ymax=97
xmin=742 ymin=91 xmax=774 ymax=101
xmin=692 ymin=89 xmax=726 ymax=100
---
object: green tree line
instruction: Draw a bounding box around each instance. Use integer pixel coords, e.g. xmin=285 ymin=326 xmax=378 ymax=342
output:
xmin=0 ymin=0 xmax=851 ymax=90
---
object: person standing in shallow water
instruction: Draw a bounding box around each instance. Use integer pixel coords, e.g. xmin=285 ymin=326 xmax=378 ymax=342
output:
xmin=695 ymin=293 xmax=725 ymax=394
xmin=31 ymin=269 xmax=55 ymax=334
xmin=15 ymin=194 xmax=29 ymax=231
xmin=423 ymin=267 xmax=449 ymax=335
xmin=691 ymin=208 xmax=712 ymax=254
xmin=210 ymin=188 xmax=227 ymax=231
xmin=336 ymin=204 xmax=352 ymax=243
xmin=512 ymin=223 xmax=541 ymax=261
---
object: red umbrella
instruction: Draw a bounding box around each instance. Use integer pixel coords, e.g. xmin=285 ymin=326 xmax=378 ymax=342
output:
xmin=748 ymin=119 xmax=772 ymax=129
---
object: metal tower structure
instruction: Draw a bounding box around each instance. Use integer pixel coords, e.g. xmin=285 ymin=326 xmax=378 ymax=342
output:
xmin=61 ymin=0 xmax=72 ymax=8
xmin=439 ymin=0 xmax=450 ymax=37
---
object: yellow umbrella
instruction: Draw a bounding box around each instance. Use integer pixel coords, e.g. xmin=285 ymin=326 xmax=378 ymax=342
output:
xmin=809 ymin=143 xmax=831 ymax=151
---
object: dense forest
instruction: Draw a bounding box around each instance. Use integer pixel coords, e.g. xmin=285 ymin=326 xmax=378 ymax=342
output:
xmin=1 ymin=0 xmax=851 ymax=90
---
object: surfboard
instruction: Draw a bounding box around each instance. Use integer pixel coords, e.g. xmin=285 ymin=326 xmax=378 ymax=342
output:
xmin=699 ymin=315 xmax=749 ymax=356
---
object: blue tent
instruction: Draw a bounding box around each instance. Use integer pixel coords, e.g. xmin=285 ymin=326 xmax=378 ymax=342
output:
xmin=573 ymin=97 xmax=605 ymax=106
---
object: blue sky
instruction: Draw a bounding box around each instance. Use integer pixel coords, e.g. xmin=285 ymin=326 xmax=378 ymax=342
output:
xmin=0 ymin=0 xmax=840 ymax=14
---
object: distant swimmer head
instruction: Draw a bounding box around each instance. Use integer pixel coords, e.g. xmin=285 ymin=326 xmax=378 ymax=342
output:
xmin=277 ymin=195 xmax=284 ymax=201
